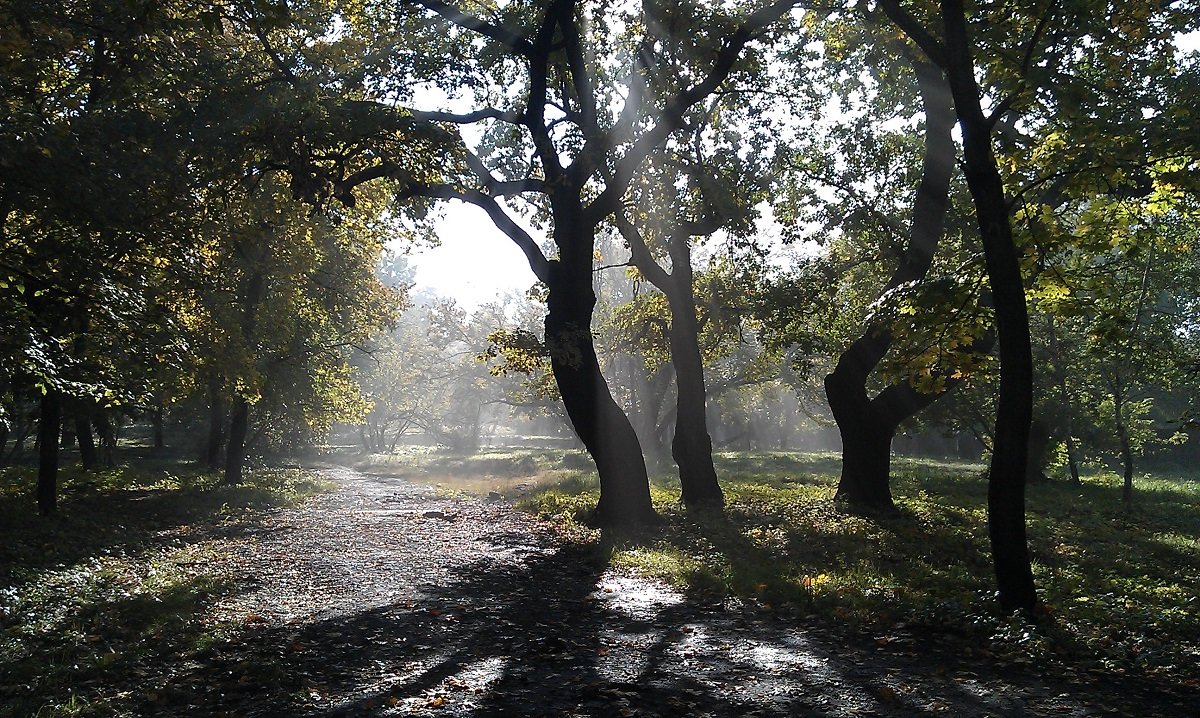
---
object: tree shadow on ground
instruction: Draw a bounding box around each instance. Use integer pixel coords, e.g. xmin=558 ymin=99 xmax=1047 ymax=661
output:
xmin=160 ymin=523 xmax=1200 ymax=718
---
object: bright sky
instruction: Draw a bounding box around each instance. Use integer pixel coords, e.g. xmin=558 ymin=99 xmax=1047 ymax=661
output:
xmin=403 ymin=29 xmax=1200 ymax=309
xmin=403 ymin=203 xmax=538 ymax=308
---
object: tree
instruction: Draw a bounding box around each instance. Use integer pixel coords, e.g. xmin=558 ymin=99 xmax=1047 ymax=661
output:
xmin=316 ymin=0 xmax=801 ymax=525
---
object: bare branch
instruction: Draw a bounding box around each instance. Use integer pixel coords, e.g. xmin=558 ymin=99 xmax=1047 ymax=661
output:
xmin=409 ymin=0 xmax=533 ymax=54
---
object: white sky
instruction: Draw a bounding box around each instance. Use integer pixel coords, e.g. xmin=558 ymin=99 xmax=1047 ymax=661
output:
xmin=403 ymin=204 xmax=538 ymax=308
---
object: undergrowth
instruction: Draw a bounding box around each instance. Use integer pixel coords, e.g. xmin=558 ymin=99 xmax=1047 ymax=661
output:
xmin=0 ymin=461 xmax=331 ymax=717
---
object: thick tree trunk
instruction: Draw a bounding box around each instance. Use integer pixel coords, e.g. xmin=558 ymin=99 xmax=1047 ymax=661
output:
xmin=664 ymin=282 xmax=724 ymax=509
xmin=205 ymin=374 xmax=226 ymax=470
xmin=545 ymin=260 xmax=656 ymax=527
xmin=224 ymin=398 xmax=251 ymax=486
xmin=824 ymin=59 xmax=955 ymax=513
xmin=941 ymin=0 xmax=1037 ymax=613
xmin=37 ymin=391 xmax=61 ymax=515
xmin=76 ymin=412 xmax=97 ymax=471
xmin=826 ymin=370 xmax=896 ymax=509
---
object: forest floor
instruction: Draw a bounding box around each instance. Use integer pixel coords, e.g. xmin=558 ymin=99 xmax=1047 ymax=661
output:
xmin=3 ymin=460 xmax=1197 ymax=717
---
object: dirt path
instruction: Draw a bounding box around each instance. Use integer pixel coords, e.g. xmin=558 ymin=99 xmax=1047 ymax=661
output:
xmin=186 ymin=467 xmax=1193 ymax=717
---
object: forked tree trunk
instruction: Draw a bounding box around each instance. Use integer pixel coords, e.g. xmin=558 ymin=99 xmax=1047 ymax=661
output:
xmin=825 ymin=58 xmax=955 ymax=512
xmin=545 ymin=259 xmax=656 ymax=527
xmin=37 ymin=391 xmax=61 ymax=515
xmin=826 ymin=371 xmax=897 ymax=509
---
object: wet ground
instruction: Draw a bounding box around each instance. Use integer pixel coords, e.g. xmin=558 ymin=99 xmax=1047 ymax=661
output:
xmin=187 ymin=467 xmax=1194 ymax=716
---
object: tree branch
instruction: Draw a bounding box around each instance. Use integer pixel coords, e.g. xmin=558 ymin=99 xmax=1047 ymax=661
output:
xmin=409 ymin=0 xmax=533 ymax=54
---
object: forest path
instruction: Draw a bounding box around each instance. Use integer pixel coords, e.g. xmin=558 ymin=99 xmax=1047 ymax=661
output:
xmin=202 ymin=465 xmax=1185 ymax=717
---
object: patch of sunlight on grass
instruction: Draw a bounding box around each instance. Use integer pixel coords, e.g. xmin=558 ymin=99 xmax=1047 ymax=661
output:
xmin=499 ymin=448 xmax=1199 ymax=681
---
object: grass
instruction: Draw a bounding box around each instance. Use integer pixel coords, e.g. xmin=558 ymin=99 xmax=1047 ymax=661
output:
xmin=0 ymin=459 xmax=332 ymax=717
xmin=504 ymin=450 xmax=1199 ymax=683
xmin=350 ymin=445 xmax=595 ymax=498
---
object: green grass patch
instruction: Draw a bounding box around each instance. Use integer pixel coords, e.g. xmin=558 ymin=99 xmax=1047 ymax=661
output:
xmin=348 ymin=445 xmax=597 ymax=498
xmin=518 ymin=451 xmax=1200 ymax=682
xmin=0 ymin=461 xmax=331 ymax=717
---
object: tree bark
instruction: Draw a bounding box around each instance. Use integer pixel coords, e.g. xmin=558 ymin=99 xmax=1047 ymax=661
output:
xmin=205 ymin=373 xmax=226 ymax=471
xmin=76 ymin=410 xmax=97 ymax=471
xmin=824 ymin=58 xmax=956 ymax=512
xmin=223 ymin=264 xmax=267 ymax=486
xmin=224 ymin=398 xmax=251 ymax=485
xmin=1115 ymin=389 xmax=1134 ymax=507
xmin=152 ymin=404 xmax=165 ymax=449
xmin=617 ymin=211 xmax=724 ymax=510
xmin=545 ymin=257 xmax=657 ymax=527
xmin=37 ymin=391 xmax=61 ymax=515
xmin=95 ymin=411 xmax=115 ymax=468
xmin=827 ymin=371 xmax=898 ymax=508
xmin=663 ymin=264 xmax=724 ymax=509
xmin=940 ymin=0 xmax=1037 ymax=613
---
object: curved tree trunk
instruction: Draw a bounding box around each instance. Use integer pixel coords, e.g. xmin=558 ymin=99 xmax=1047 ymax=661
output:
xmin=825 ymin=58 xmax=956 ymax=512
xmin=545 ymin=257 xmax=656 ymax=527
xmin=664 ymin=272 xmax=724 ymax=509
xmin=617 ymin=213 xmax=724 ymax=511
xmin=37 ymin=390 xmax=61 ymax=515
xmin=940 ymin=0 xmax=1037 ymax=613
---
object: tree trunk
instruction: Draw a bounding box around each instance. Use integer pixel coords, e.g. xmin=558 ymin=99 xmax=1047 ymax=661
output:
xmin=222 ymin=261 xmax=268 ymax=486
xmin=1045 ymin=317 xmax=1081 ymax=485
xmin=941 ymin=0 xmax=1037 ymax=613
xmin=823 ymin=59 xmax=955 ymax=513
xmin=1026 ymin=417 xmax=1051 ymax=483
xmin=95 ymin=411 xmax=115 ymax=467
xmin=664 ymin=280 xmax=724 ymax=509
xmin=37 ymin=391 xmax=61 ymax=515
xmin=224 ymin=398 xmax=251 ymax=486
xmin=1115 ymin=391 xmax=1134 ymax=507
xmin=205 ymin=373 xmax=226 ymax=470
xmin=152 ymin=404 xmax=165 ymax=449
xmin=545 ymin=259 xmax=656 ymax=527
xmin=826 ymin=370 xmax=896 ymax=509
xmin=76 ymin=412 xmax=97 ymax=471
